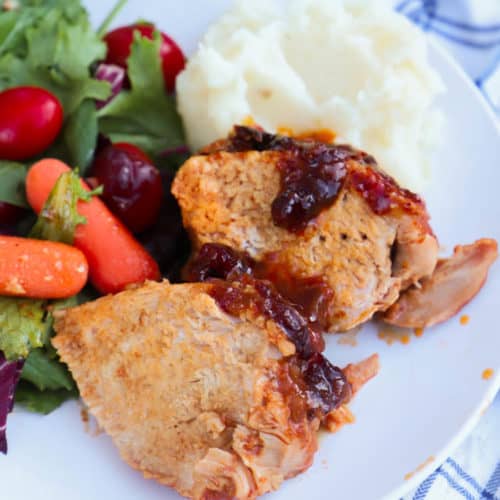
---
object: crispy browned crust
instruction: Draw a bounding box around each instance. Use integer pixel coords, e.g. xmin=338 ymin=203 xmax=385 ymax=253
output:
xmin=384 ymin=239 xmax=498 ymax=328
xmin=172 ymin=148 xmax=436 ymax=332
xmin=53 ymin=281 xmax=322 ymax=499
xmin=324 ymin=405 xmax=356 ymax=433
xmin=343 ymin=354 xmax=380 ymax=396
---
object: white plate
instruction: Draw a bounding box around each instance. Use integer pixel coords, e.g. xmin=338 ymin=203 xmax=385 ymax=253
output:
xmin=2 ymin=2 xmax=500 ymax=500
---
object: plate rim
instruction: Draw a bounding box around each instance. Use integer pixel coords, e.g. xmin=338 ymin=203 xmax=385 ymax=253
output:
xmin=384 ymin=35 xmax=500 ymax=500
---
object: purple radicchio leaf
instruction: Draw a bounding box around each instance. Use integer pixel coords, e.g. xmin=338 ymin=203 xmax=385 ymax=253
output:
xmin=0 ymin=352 xmax=24 ymax=454
xmin=159 ymin=144 xmax=190 ymax=157
xmin=95 ymin=63 xmax=125 ymax=109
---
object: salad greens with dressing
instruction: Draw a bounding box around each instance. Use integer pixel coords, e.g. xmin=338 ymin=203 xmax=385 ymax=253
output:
xmin=0 ymin=0 xmax=187 ymax=453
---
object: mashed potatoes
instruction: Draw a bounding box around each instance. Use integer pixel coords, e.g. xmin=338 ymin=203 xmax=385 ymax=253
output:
xmin=176 ymin=0 xmax=444 ymax=192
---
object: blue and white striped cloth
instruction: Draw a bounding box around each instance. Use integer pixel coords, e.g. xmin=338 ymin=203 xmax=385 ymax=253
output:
xmin=396 ymin=0 xmax=500 ymax=110
xmin=404 ymin=397 xmax=500 ymax=500
xmin=396 ymin=4 xmax=500 ymax=500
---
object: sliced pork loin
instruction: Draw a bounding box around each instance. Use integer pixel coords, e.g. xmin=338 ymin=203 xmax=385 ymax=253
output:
xmin=173 ymin=126 xmax=497 ymax=332
xmin=384 ymin=239 xmax=498 ymax=328
xmin=53 ymin=281 xmax=377 ymax=500
xmin=173 ymin=126 xmax=439 ymax=332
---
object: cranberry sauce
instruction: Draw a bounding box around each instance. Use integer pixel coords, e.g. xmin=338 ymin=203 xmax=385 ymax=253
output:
xmin=349 ymin=167 xmax=424 ymax=216
xmin=253 ymin=280 xmax=325 ymax=357
xmin=187 ymin=243 xmax=350 ymax=417
xmin=209 ymin=277 xmax=324 ymax=358
xmin=186 ymin=243 xmax=325 ymax=356
xmin=211 ymin=279 xmax=348 ymax=417
xmin=255 ymin=257 xmax=333 ymax=330
xmin=296 ymin=353 xmax=351 ymax=417
xmin=225 ymin=126 xmax=425 ymax=228
xmin=185 ymin=243 xmax=254 ymax=282
xmin=186 ymin=243 xmax=332 ymax=331
xmin=226 ymin=126 xmax=371 ymax=232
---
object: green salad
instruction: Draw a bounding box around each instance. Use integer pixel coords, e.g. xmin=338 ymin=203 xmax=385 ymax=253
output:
xmin=0 ymin=0 xmax=188 ymax=453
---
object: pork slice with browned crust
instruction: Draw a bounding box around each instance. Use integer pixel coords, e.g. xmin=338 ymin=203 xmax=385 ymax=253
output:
xmin=52 ymin=280 xmax=377 ymax=500
xmin=173 ymin=126 xmax=438 ymax=332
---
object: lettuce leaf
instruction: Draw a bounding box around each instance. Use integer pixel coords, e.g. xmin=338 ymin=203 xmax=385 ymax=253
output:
xmin=18 ymin=297 xmax=77 ymax=393
xmin=0 ymin=161 xmax=28 ymax=208
xmin=0 ymin=1 xmax=83 ymax=57
xmin=20 ymin=348 xmax=75 ymax=392
xmin=0 ymin=298 xmax=50 ymax=361
xmin=63 ymin=99 xmax=99 ymax=172
xmin=0 ymin=1 xmax=110 ymax=115
xmin=13 ymin=298 xmax=79 ymax=416
xmin=98 ymin=31 xmax=185 ymax=162
xmin=14 ymin=381 xmax=77 ymax=415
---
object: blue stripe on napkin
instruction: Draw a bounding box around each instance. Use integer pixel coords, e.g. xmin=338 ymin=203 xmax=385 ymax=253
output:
xmin=412 ymin=469 xmax=440 ymax=499
xmin=483 ymin=463 xmax=500 ymax=499
xmin=439 ymin=468 xmax=477 ymax=500
xmin=397 ymin=0 xmax=500 ymax=47
xmin=446 ymin=459 xmax=484 ymax=496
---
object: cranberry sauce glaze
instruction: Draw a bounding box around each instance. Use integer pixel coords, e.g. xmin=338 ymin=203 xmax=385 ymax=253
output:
xmin=210 ymin=277 xmax=350 ymax=419
xmin=185 ymin=126 xmax=422 ymax=417
xmin=223 ymin=125 xmax=425 ymax=232
xmin=210 ymin=276 xmax=324 ymax=359
xmin=187 ymin=243 xmax=332 ymax=330
xmin=187 ymin=243 xmax=350 ymax=418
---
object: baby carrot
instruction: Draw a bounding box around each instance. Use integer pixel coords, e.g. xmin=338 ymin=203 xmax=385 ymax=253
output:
xmin=26 ymin=159 xmax=160 ymax=295
xmin=0 ymin=236 xmax=88 ymax=299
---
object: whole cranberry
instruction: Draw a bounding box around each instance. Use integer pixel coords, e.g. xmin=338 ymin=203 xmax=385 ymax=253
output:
xmin=89 ymin=143 xmax=163 ymax=233
xmin=186 ymin=243 xmax=254 ymax=282
xmin=300 ymin=353 xmax=351 ymax=416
